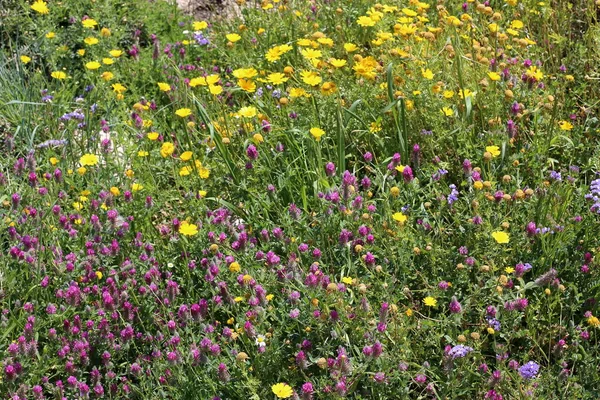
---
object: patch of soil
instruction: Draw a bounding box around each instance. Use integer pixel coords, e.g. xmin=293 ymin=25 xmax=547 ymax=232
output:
xmin=175 ymin=0 xmax=243 ymax=20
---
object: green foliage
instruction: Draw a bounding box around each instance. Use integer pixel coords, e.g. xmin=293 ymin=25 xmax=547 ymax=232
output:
xmin=1 ymin=0 xmax=600 ymax=399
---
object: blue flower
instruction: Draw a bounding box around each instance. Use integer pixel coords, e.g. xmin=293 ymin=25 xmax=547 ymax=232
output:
xmin=448 ymin=345 xmax=473 ymax=359
xmin=518 ymin=361 xmax=540 ymax=380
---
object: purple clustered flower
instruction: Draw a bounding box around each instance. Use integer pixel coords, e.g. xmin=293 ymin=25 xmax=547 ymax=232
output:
xmin=193 ymin=32 xmax=210 ymax=46
xmin=586 ymin=178 xmax=600 ymax=214
xmin=447 ymin=184 xmax=459 ymax=206
xmin=448 ymin=345 xmax=473 ymax=359
xmin=518 ymin=361 xmax=540 ymax=380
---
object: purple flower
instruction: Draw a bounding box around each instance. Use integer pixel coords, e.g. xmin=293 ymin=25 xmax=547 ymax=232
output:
xmin=448 ymin=344 xmax=473 ymax=359
xmin=246 ymin=144 xmax=259 ymax=160
xmin=449 ymin=297 xmax=462 ymax=314
xmin=447 ymin=184 xmax=459 ymax=205
xmin=518 ymin=361 xmax=540 ymax=380
xmin=325 ymin=162 xmax=336 ymax=176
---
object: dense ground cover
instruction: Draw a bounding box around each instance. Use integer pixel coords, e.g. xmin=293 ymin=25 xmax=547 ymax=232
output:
xmin=1 ymin=0 xmax=600 ymax=398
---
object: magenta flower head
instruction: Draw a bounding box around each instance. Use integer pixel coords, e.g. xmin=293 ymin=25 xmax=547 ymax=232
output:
xmin=325 ymin=162 xmax=336 ymax=177
xmin=246 ymin=144 xmax=259 ymax=160
xmin=526 ymin=221 xmax=537 ymax=236
xmin=402 ymin=166 xmax=414 ymax=182
xmin=449 ymin=297 xmax=462 ymax=314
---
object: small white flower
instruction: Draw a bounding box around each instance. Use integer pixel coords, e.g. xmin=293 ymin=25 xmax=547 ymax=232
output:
xmin=255 ymin=334 xmax=266 ymax=348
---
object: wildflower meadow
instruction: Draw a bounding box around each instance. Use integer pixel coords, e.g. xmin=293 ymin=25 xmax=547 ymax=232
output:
xmin=2 ymin=0 xmax=600 ymax=398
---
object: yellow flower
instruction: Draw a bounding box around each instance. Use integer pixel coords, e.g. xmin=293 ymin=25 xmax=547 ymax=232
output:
xmin=588 ymin=316 xmax=600 ymax=328
xmin=51 ymin=71 xmax=67 ymax=80
xmin=82 ymin=19 xmax=98 ymax=28
xmin=132 ymin=183 xmax=144 ymax=192
xmin=31 ymin=0 xmax=49 ymax=14
xmin=488 ymin=72 xmax=501 ymax=81
xmin=110 ymin=187 xmax=120 ymax=196
xmin=301 ymin=48 xmax=322 ymax=60
xmin=232 ymin=68 xmax=258 ymax=79
xmin=112 ymin=83 xmax=126 ymax=94
xmin=486 ymin=145 xmax=501 ymax=157
xmin=208 ymin=85 xmax=223 ymax=95
xmin=301 ymin=70 xmax=322 ymax=86
xmin=423 ymin=296 xmax=437 ymax=307
xmin=100 ymin=27 xmax=111 ymax=37
xmin=329 ymin=58 xmax=347 ymax=68
xmin=102 ymin=58 xmax=114 ymax=65
xmin=443 ymin=90 xmax=455 ymax=99
xmin=77 ymin=167 xmax=87 ymax=175
xmin=50 ymin=157 xmax=59 ymax=166
xmin=175 ymin=108 xmax=192 ymax=118
xmin=441 ymin=107 xmax=453 ymax=117
xmin=20 ymin=55 xmax=32 ymax=64
xmin=558 ymin=120 xmax=573 ymax=131
xmin=198 ymin=166 xmax=210 ymax=179
xmin=344 ymin=43 xmax=358 ymax=52
xmin=320 ymin=81 xmax=337 ymax=96
xmin=96 ymin=271 xmax=103 ymax=280
xmin=109 ymin=49 xmax=123 ymax=58
xmin=158 ymin=82 xmax=171 ymax=92
xmin=179 ymin=166 xmax=192 ymax=176
xmin=45 ymin=32 xmax=55 ymax=39
xmin=80 ymin=154 xmax=99 ymax=166
xmin=77 ymin=49 xmax=86 ymax=56
xmin=193 ymin=21 xmax=208 ymax=30
xmin=137 ymin=151 xmax=149 ymax=157
xmin=286 ymin=88 xmax=304 ymax=98
xmin=357 ymin=16 xmax=376 ymax=27
xmin=458 ymin=89 xmax=475 ymax=99
xmin=238 ymin=106 xmax=257 ymax=118
xmin=160 ymin=142 xmax=175 ymax=158
xmin=84 ymin=37 xmax=99 ymax=46
xmin=392 ymin=212 xmax=407 ymax=224
xmin=265 ymin=47 xmax=284 ymax=62
xmin=226 ymin=33 xmax=241 ymax=42
xmin=491 ymin=231 xmax=510 ymax=244
xmin=267 ymin=72 xmax=288 ymax=85
xmin=85 ymin=61 xmax=101 ymax=70
xmin=318 ymin=37 xmax=334 ymax=46
xmin=310 ymin=127 xmax=325 ymax=141
xmin=147 ymin=132 xmax=159 ymax=141
xmin=505 ymin=267 xmax=515 ymax=274
xmin=180 ymin=151 xmax=193 ymax=161
xmin=100 ymin=72 xmax=114 ymax=81
xmin=525 ymin=66 xmax=544 ymax=81
xmin=272 ymin=383 xmax=293 ymax=399
xmin=341 ymin=276 xmax=353 ymax=284
xmin=73 ymin=202 xmax=84 ymax=211
xmin=421 ymin=68 xmax=434 ymax=80
xmin=229 ymin=262 xmax=241 ymax=273
xmin=238 ymin=79 xmax=256 ymax=93
xmin=179 ymin=221 xmax=199 ymax=236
